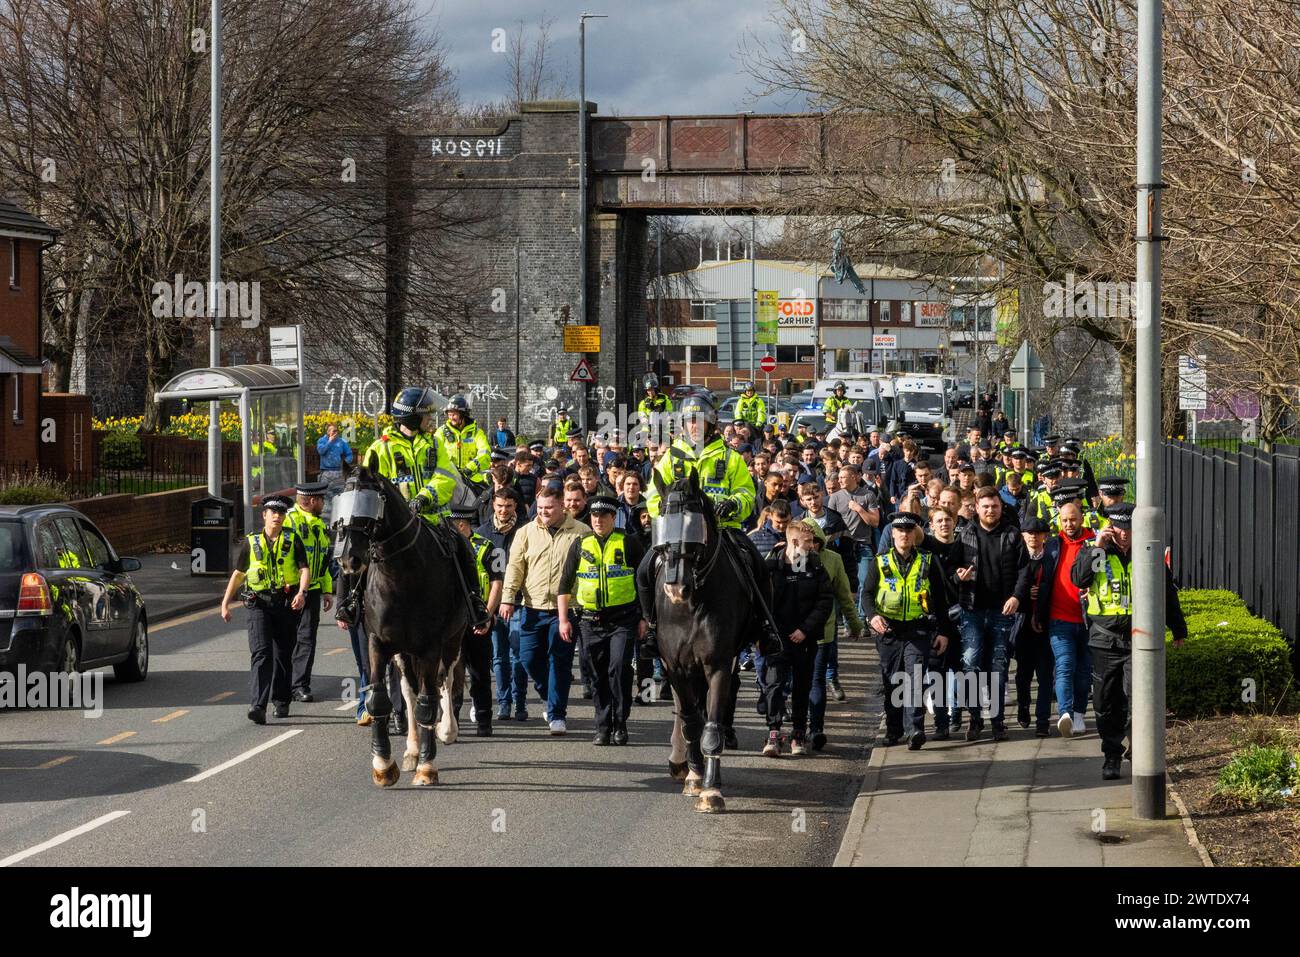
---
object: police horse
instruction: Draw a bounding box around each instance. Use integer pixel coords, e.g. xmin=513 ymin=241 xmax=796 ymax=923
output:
xmin=649 ymin=470 xmax=755 ymax=812
xmin=333 ymin=461 xmax=473 ymax=787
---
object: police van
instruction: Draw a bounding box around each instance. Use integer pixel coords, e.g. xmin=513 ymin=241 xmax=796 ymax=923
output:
xmin=892 ymin=375 xmax=955 ymax=450
xmin=811 ymin=376 xmax=890 ymax=435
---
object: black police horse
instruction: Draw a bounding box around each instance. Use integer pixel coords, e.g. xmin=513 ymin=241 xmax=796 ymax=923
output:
xmin=649 ymin=469 xmax=754 ymax=813
xmin=334 ymin=461 xmax=471 ymax=787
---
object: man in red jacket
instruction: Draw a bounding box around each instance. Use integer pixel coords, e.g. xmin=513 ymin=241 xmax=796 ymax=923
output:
xmin=1032 ymin=501 xmax=1095 ymax=738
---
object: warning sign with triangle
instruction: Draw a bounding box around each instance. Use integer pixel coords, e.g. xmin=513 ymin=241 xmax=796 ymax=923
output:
xmin=570 ymin=358 xmax=596 ymax=384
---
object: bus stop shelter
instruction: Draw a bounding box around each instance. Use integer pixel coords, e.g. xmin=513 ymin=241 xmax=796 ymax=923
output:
xmin=155 ymin=364 xmax=304 ymax=531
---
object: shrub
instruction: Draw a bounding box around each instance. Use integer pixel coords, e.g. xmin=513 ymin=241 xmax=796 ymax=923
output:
xmin=0 ymin=468 xmax=71 ymax=505
xmin=1213 ymin=745 xmax=1299 ymax=808
xmin=1166 ymin=592 xmax=1296 ymax=717
xmin=100 ymin=431 xmax=145 ymax=470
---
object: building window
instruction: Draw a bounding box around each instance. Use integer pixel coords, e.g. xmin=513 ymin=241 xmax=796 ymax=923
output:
xmin=657 ymin=346 xmax=686 ymax=362
xmin=879 ymin=301 xmax=892 ymax=323
xmin=775 ymin=345 xmax=816 ymax=363
xmin=689 ymin=345 xmax=717 ymax=364
xmin=689 ymin=301 xmax=714 ymax=322
xmin=976 ymin=306 xmax=993 ymax=332
xmin=7 ymin=238 xmax=17 ymax=288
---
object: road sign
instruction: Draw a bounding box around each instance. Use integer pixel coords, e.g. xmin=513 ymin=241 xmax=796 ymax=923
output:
xmin=563 ymin=325 xmax=601 ymax=353
xmin=1178 ymin=354 xmax=1207 ymax=411
xmin=1009 ymin=340 xmax=1044 ymax=390
xmin=872 ymin=334 xmax=897 ymax=350
xmin=760 ymin=354 xmax=777 ymax=373
xmin=569 ymin=358 xmax=596 ymax=383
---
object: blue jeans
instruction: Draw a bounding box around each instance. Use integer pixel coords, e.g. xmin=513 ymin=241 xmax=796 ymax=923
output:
xmin=959 ymin=608 xmax=1014 ymax=724
xmin=824 ymin=639 xmax=840 ymax=682
xmin=517 ymin=607 xmax=575 ymax=721
xmin=491 ymin=611 xmax=529 ymax=709
xmin=855 ymin=542 xmax=875 ymax=619
xmin=809 ymin=641 xmax=835 ymax=733
xmin=1048 ymin=620 xmax=1092 ymax=717
xmin=348 ymin=620 xmax=369 ymax=718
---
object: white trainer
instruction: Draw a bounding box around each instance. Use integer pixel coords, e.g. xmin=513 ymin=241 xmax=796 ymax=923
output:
xmin=1057 ymin=712 xmax=1074 ymax=738
xmin=549 ymin=718 xmax=567 ymax=735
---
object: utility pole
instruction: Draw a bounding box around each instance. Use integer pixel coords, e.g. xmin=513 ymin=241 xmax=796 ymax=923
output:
xmin=1132 ymin=0 xmax=1167 ymax=820
xmin=750 ymin=215 xmax=757 ymax=384
xmin=578 ymin=13 xmax=606 ymax=436
xmin=207 ymin=0 xmax=222 ymax=497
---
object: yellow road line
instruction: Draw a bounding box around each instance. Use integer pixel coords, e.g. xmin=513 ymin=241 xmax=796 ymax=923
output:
xmin=38 ymin=755 xmax=76 ymax=769
xmin=152 ymin=607 xmax=218 ymax=632
xmin=153 ymin=709 xmax=189 ymax=724
xmin=324 ymin=648 xmax=347 ymax=656
xmin=205 ymin=691 xmax=235 ymax=703
xmin=97 ymin=731 xmax=136 ymax=746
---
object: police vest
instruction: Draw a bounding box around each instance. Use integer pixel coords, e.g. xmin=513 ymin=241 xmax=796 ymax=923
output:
xmin=472 ymin=533 xmax=492 ymax=602
xmin=575 ymin=531 xmax=636 ymax=611
xmin=1085 ymin=552 xmax=1132 ymax=617
xmin=824 ymin=395 xmax=851 ymax=422
xmin=552 ymin=418 xmax=572 ymax=444
xmin=639 ymin=396 xmax=670 ymax=417
xmin=736 ymin=394 xmax=765 ymax=424
xmin=367 ymin=430 xmax=437 ymax=491
xmin=246 ymin=531 xmax=299 ymax=593
xmin=286 ymin=507 xmax=333 ymax=592
xmin=875 ymin=549 xmax=933 ymax=621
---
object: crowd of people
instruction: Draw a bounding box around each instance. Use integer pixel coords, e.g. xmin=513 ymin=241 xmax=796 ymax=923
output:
xmin=227 ymin=375 xmax=1185 ymax=781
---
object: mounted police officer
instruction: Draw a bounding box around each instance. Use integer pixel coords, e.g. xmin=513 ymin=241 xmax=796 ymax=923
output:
xmin=823 ymin=380 xmax=851 ymax=426
xmin=1070 ymin=502 xmax=1187 ymax=779
xmin=735 ymin=381 xmax=767 ymax=429
xmin=640 ymin=391 xmax=783 ymax=658
xmin=637 ymin=374 xmax=673 ymax=420
xmin=440 ymin=394 xmax=493 ymax=490
xmin=355 ymin=386 xmax=489 ymax=629
xmin=285 ymin=481 xmax=333 ymax=702
xmin=558 ymin=494 xmax=647 ymax=746
xmin=220 ymin=495 xmax=311 ymax=724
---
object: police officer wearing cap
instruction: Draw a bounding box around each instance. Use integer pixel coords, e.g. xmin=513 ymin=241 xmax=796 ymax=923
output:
xmin=1070 ymin=502 xmax=1187 ymax=779
xmin=1095 ymin=475 xmax=1129 ymax=522
xmin=548 ymin=407 xmax=575 ymax=448
xmin=285 ymin=481 xmax=333 ymax=702
xmin=220 ymin=496 xmax=311 ymax=724
xmin=557 ymin=494 xmax=647 ymax=745
xmin=862 ymin=512 xmax=958 ymax=749
xmin=450 ymin=501 xmax=504 ymax=736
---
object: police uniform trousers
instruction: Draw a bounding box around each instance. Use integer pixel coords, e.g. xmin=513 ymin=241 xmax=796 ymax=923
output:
xmin=453 ymin=625 xmax=494 ymax=724
xmin=579 ymin=607 xmax=638 ymax=730
xmin=876 ymin=620 xmax=933 ymax=738
xmin=290 ymin=590 xmax=322 ymax=695
xmin=248 ymin=596 xmax=300 ymax=709
xmin=1090 ymin=641 xmax=1131 ymax=759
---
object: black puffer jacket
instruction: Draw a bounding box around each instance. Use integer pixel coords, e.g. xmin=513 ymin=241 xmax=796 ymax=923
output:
xmin=954 ymin=518 xmax=1031 ymax=610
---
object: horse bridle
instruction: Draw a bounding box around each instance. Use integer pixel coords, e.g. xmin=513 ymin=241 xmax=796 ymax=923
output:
xmin=332 ymin=481 xmax=424 ymax=566
xmin=655 ymin=488 xmax=721 ymax=590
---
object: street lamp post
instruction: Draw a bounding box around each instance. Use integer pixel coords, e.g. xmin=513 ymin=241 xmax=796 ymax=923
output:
xmin=578 ymin=13 xmax=606 ymax=436
xmin=207 ymin=0 xmax=222 ymax=497
xmin=1132 ymin=0 xmax=1168 ymax=820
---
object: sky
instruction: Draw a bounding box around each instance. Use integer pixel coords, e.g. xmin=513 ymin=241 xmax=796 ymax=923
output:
xmin=416 ymin=0 xmax=811 ymax=116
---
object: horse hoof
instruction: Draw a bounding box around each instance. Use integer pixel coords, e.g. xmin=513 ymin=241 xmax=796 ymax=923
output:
xmin=436 ymin=723 xmax=458 ymax=745
xmin=372 ymin=762 xmax=400 ymax=788
xmin=668 ymin=760 xmax=689 ymax=781
xmin=694 ymin=789 xmax=725 ymax=813
xmin=412 ymin=765 xmax=439 ymax=787
xmin=682 ymin=771 xmax=703 ymax=796
xmin=401 ymin=752 xmax=419 ymax=772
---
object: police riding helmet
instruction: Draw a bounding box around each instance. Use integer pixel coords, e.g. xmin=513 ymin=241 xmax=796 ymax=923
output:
xmin=445 ymin=394 xmax=471 ymax=416
xmin=740 ymin=381 xmax=755 ymax=393
xmin=680 ymin=393 xmax=718 ymax=426
xmin=833 ymin=380 xmax=846 ymax=392
xmin=390 ymin=386 xmax=437 ymax=430
xmin=643 ymin=373 xmax=659 ymax=392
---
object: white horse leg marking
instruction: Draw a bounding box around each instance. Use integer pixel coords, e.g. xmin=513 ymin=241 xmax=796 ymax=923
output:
xmin=435 ymin=675 xmax=458 ymax=744
xmin=372 ymin=755 xmax=395 ymax=772
xmin=398 ymin=659 xmax=420 ymax=770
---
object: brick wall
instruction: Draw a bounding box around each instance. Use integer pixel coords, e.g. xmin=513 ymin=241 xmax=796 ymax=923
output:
xmin=38 ymin=393 xmax=93 ymax=480
xmin=69 ymin=481 xmax=242 ymax=553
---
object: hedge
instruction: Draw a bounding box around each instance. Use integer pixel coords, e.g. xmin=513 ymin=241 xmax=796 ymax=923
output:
xmin=1166 ymin=590 xmax=1295 ymax=718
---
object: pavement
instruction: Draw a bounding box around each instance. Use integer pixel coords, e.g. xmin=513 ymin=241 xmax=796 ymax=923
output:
xmin=833 ymin=646 xmax=1206 ymax=867
xmin=128 ymin=552 xmax=228 ymax=623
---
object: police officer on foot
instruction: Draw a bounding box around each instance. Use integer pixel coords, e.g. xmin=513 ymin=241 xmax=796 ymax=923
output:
xmin=286 ymin=481 xmax=333 ymax=702
xmin=450 ymin=501 xmax=504 ymax=736
xmin=548 ymin=407 xmax=575 ymax=448
xmin=558 ymin=494 xmax=647 ymax=746
xmin=862 ymin=512 xmax=958 ymax=749
xmin=1070 ymin=502 xmax=1187 ymax=780
xmin=220 ymin=496 xmax=311 ymax=724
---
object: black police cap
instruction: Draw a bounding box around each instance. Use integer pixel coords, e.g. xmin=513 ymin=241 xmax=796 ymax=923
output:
xmin=587 ymin=494 xmax=620 ymax=515
xmin=294 ymin=481 xmax=329 ymax=496
xmin=1105 ymin=502 xmax=1136 ymax=527
xmin=262 ymin=495 xmax=292 ymax=513
xmin=886 ymin=511 xmax=922 ymax=530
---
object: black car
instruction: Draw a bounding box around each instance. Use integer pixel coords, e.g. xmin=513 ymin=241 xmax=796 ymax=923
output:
xmin=0 ymin=506 xmax=147 ymax=681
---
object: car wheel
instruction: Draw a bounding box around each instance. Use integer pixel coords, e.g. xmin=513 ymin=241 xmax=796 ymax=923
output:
xmin=113 ymin=617 xmax=149 ymax=683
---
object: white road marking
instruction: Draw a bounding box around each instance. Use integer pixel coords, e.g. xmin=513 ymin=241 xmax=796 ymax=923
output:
xmin=335 ymin=700 xmax=358 ymax=711
xmin=184 ymin=730 xmax=302 ymax=783
xmin=0 ymin=811 xmax=130 ymax=867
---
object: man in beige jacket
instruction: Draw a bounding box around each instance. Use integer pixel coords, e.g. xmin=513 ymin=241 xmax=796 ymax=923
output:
xmin=499 ymin=482 xmax=591 ymax=735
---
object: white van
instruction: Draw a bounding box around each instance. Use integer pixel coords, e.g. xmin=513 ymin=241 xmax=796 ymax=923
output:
xmin=892 ymin=375 xmax=954 ymax=450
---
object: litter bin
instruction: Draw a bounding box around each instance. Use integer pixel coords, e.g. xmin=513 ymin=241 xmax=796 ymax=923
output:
xmin=191 ymin=495 xmax=235 ymax=576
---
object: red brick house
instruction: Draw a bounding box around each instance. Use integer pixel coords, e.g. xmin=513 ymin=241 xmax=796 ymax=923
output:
xmin=0 ymin=197 xmax=57 ymax=467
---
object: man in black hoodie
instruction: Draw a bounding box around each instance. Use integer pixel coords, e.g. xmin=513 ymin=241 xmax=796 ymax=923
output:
xmin=1071 ymin=502 xmax=1187 ymax=780
xmin=953 ymin=486 xmax=1031 ymax=741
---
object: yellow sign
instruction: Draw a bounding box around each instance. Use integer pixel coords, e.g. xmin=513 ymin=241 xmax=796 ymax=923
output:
xmin=563 ymin=325 xmax=601 ymax=353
